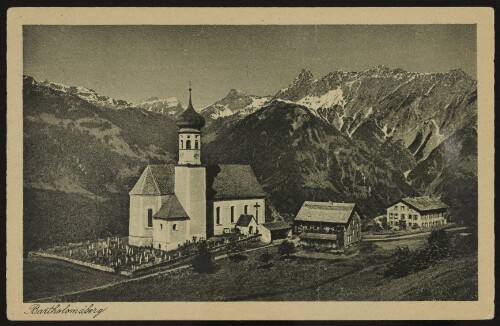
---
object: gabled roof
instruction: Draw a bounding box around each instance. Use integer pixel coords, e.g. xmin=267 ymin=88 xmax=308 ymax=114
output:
xmin=294 ymin=201 xmax=363 ymax=224
xmin=236 ymin=214 xmax=256 ymax=227
xmin=262 ymin=221 xmax=292 ymax=231
xmin=299 ymin=232 xmax=338 ymax=241
xmin=130 ymin=164 xmax=266 ymax=200
xmin=387 ymin=196 xmax=448 ymax=213
xmin=153 ymin=195 xmax=189 ymax=220
xmin=129 ymin=164 xmax=175 ymax=195
xmin=206 ymin=164 xmax=267 ymax=200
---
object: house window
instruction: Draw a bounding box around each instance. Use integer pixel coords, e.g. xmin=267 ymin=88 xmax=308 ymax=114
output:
xmin=173 ymin=224 xmax=177 ymax=231
xmin=158 ymin=244 xmax=161 ymax=249
xmin=195 ymin=140 xmax=199 ymax=149
xmin=216 ymin=207 xmax=221 ymax=224
xmin=230 ymin=206 xmax=235 ymax=223
xmin=186 ymin=140 xmax=191 ymax=149
xmin=244 ymin=205 xmax=248 ymax=214
xmin=147 ymin=209 xmax=153 ymax=227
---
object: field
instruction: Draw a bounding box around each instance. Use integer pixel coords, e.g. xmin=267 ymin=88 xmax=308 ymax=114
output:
xmin=24 ymin=257 xmax=125 ymax=301
xmin=25 ymin=234 xmax=477 ymax=302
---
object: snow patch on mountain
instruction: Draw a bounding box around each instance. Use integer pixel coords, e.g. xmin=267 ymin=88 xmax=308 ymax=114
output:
xmin=136 ymin=97 xmax=184 ymax=115
xmin=209 ymin=104 xmax=234 ymax=119
xmin=38 ymin=79 xmax=131 ymax=109
xmin=297 ymin=87 xmax=346 ymax=111
xmin=431 ymin=118 xmax=446 ymax=144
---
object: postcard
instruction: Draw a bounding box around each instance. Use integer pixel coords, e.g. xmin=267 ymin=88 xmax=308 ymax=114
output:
xmin=6 ymin=7 xmax=495 ymax=320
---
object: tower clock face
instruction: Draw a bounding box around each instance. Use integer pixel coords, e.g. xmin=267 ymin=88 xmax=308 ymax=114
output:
xmin=194 ymin=153 xmax=200 ymax=159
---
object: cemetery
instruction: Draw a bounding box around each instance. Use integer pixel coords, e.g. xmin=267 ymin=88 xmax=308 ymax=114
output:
xmin=31 ymin=234 xmax=263 ymax=277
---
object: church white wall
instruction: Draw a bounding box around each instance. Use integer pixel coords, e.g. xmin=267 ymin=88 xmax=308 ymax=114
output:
xmin=212 ymin=198 xmax=265 ymax=236
xmin=152 ymin=219 xmax=190 ymax=251
xmin=129 ymin=194 xmax=164 ymax=247
xmin=175 ymin=166 xmax=207 ymax=240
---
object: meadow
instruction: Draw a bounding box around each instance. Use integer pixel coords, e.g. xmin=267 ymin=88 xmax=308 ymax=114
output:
xmin=25 ymin=233 xmax=477 ymax=302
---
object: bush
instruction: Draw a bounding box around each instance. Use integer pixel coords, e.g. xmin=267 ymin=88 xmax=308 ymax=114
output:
xmin=427 ymin=229 xmax=451 ymax=262
xmin=384 ymin=246 xmax=412 ymax=278
xmin=227 ymin=236 xmax=244 ymax=262
xmin=258 ymin=250 xmax=273 ymax=268
xmin=277 ymin=240 xmax=296 ymax=258
xmin=385 ymin=229 xmax=458 ymax=278
xmin=191 ymin=240 xmax=217 ymax=274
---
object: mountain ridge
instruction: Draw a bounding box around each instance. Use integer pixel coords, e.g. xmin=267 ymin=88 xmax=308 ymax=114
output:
xmin=22 ymin=67 xmax=478 ymax=251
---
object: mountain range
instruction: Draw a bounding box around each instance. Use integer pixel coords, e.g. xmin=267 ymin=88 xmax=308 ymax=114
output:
xmin=22 ymin=66 xmax=478 ymax=251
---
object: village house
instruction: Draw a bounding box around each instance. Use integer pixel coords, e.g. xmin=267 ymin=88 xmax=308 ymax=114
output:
xmin=385 ymin=196 xmax=448 ymax=230
xmin=293 ymin=201 xmax=364 ymax=250
xmin=128 ymin=87 xmax=267 ymax=251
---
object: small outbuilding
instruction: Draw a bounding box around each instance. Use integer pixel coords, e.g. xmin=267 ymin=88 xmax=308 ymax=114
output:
xmin=260 ymin=221 xmax=292 ymax=243
xmin=235 ymin=214 xmax=258 ymax=236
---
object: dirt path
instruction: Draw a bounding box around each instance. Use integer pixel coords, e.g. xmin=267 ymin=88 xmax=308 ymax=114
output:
xmin=362 ymin=226 xmax=470 ymax=242
xmin=29 ymin=243 xmax=278 ymax=302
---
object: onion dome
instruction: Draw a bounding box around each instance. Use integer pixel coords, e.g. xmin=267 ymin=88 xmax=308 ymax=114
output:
xmin=175 ymin=86 xmax=205 ymax=130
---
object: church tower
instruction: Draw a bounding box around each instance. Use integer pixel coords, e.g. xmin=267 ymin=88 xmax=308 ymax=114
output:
xmin=174 ymin=86 xmax=207 ymax=241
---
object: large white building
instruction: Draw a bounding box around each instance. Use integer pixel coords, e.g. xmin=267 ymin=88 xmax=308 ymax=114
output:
xmin=128 ymin=88 xmax=267 ymax=251
xmin=386 ymin=196 xmax=448 ymax=229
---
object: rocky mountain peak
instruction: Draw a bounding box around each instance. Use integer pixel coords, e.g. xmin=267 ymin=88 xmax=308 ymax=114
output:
xmin=297 ymin=68 xmax=314 ymax=80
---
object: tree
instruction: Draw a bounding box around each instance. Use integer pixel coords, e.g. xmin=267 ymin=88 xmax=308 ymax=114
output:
xmin=277 ymin=240 xmax=295 ymax=258
xmin=191 ymin=240 xmax=216 ymax=273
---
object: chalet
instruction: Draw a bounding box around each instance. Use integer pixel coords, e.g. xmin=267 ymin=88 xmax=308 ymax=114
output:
xmin=293 ymin=201 xmax=364 ymax=250
xmin=386 ymin=196 xmax=448 ymax=229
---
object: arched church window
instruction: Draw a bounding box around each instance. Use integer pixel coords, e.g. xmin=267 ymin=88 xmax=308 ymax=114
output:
xmin=180 ymin=140 xmax=183 ymax=149
xmin=195 ymin=140 xmax=199 ymax=149
xmin=173 ymin=224 xmax=177 ymax=231
xmin=186 ymin=140 xmax=191 ymax=149
xmin=147 ymin=209 xmax=153 ymax=228
xmin=216 ymin=207 xmax=221 ymax=224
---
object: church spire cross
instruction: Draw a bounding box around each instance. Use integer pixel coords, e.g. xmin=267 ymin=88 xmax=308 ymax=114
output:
xmin=188 ymin=82 xmax=193 ymax=107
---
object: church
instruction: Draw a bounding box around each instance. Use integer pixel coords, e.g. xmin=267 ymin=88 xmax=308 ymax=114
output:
xmin=128 ymin=87 xmax=267 ymax=251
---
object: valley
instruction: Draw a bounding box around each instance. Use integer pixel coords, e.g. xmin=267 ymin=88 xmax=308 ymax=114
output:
xmin=22 ymin=65 xmax=478 ymax=252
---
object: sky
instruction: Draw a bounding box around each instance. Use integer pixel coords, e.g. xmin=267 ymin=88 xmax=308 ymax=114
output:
xmin=24 ymin=25 xmax=476 ymax=108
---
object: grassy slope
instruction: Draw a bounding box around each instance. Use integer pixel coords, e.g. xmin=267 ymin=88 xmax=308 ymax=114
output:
xmin=24 ymin=257 xmax=124 ymax=301
xmin=46 ymin=238 xmax=477 ymax=302
xmin=24 ymin=188 xmax=129 ymax=254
